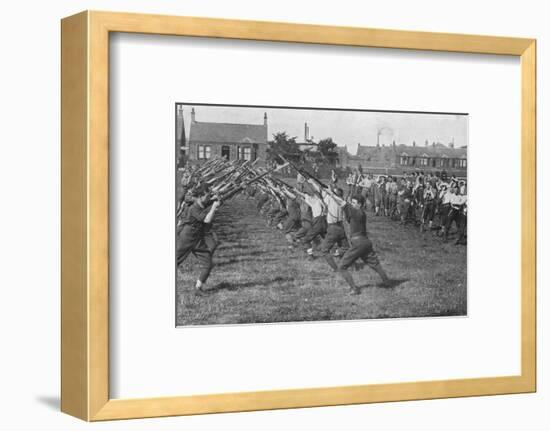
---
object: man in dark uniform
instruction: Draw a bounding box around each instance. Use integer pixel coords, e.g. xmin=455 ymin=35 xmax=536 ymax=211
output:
xmin=329 ymin=193 xmax=390 ymax=294
xmin=176 ymin=184 xmax=221 ymax=295
xmin=266 ymin=193 xmax=287 ymax=228
xmin=385 ymin=176 xmax=398 ymax=217
xmin=420 ymin=182 xmax=436 ymax=232
xmin=455 ymin=198 xmax=467 ymax=245
xmin=397 ymin=179 xmax=413 ymax=224
xmin=373 ymin=176 xmax=386 ymax=216
xmin=176 ymin=188 xmax=195 ymax=236
xmin=293 ymin=192 xmax=313 ymax=247
xmin=255 ymin=190 xmax=270 ymax=213
xmin=273 ymin=194 xmax=290 ymax=230
xmin=281 ymin=190 xmax=302 ymax=246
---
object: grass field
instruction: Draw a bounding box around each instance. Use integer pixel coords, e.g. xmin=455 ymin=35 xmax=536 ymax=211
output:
xmin=176 ymin=194 xmax=467 ymax=326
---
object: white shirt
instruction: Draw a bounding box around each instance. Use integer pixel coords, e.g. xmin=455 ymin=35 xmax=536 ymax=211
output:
xmin=441 ymin=191 xmax=455 ymax=205
xmin=450 ymin=194 xmax=467 ymax=208
xmin=323 ymin=192 xmax=344 ymax=223
xmin=359 ymin=177 xmax=373 ymax=188
xmin=303 ymin=194 xmax=325 ymax=218
xmin=386 ymin=182 xmax=397 ymax=194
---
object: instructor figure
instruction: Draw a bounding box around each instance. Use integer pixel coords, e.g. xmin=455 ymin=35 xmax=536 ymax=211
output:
xmin=176 ymin=184 xmax=221 ymax=295
xmin=332 ymin=192 xmax=391 ymax=294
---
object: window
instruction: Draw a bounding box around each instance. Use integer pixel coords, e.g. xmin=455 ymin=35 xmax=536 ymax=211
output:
xmin=198 ymin=145 xmax=211 ymax=160
xmin=221 ymin=145 xmax=230 ymax=159
xmin=239 ymin=146 xmax=252 ymax=161
xmin=419 ymin=157 xmax=429 ymax=166
xmin=457 ymin=159 xmax=467 ymax=168
xmin=252 ymin=144 xmax=258 ymax=161
xmin=400 ymin=156 xmax=408 ymax=165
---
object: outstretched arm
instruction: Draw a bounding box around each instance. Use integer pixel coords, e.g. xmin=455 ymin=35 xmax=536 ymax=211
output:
xmin=204 ymin=200 xmax=220 ymax=224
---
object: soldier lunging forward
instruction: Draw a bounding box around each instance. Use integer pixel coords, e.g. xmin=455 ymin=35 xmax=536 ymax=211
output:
xmin=326 ymin=192 xmax=391 ymax=294
xmin=177 ymin=184 xmax=221 ymax=295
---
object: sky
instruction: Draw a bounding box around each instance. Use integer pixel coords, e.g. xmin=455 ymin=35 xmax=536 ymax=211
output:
xmin=177 ymin=103 xmax=468 ymax=155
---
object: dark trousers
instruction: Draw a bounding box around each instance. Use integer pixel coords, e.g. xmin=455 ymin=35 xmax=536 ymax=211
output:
xmin=283 ymin=216 xmax=301 ymax=234
xmin=294 ymin=219 xmax=312 ymax=241
xmin=302 ymin=216 xmax=327 ymax=248
xmin=320 ymin=222 xmax=348 ymax=255
xmin=339 ymin=235 xmax=380 ymax=270
xmin=456 ymin=213 xmax=467 ymax=244
xmin=444 ymin=208 xmax=462 ymax=238
xmin=387 ymin=194 xmax=398 ymax=216
xmin=346 ymin=185 xmax=356 ymax=200
xmin=177 ymin=233 xmax=217 ymax=283
xmin=422 ymin=201 xmax=436 ymax=223
xmin=439 ymin=203 xmax=451 ymax=228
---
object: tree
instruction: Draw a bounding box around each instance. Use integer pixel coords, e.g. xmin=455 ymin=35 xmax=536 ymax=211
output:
xmin=317 ymin=137 xmax=339 ymax=166
xmin=317 ymin=137 xmax=337 ymax=156
xmin=267 ymin=131 xmax=301 ymax=163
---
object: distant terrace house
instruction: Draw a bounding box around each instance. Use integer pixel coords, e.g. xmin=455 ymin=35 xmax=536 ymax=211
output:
xmin=184 ymin=107 xmax=268 ymax=163
xmin=337 ymin=141 xmax=467 ymax=176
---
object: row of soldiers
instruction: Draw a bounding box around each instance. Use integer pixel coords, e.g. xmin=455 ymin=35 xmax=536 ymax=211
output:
xmin=177 ymin=158 xmax=289 ymax=295
xmin=342 ymin=170 xmax=467 ymax=244
xmin=249 ymin=157 xmax=393 ymax=294
xmin=177 ymin=157 xmax=392 ymax=296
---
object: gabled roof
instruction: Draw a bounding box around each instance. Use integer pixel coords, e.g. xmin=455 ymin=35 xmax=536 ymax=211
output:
xmin=394 ymin=144 xmax=467 ymax=158
xmin=189 ymin=121 xmax=267 ymax=144
xmin=354 ymin=143 xmax=467 ymax=160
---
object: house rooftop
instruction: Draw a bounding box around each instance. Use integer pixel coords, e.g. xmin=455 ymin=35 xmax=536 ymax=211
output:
xmin=190 ymin=121 xmax=267 ymax=144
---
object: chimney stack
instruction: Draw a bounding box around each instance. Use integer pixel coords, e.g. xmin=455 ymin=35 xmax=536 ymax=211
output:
xmin=304 ymin=122 xmax=309 ymax=141
xmin=191 ymin=107 xmax=196 ymax=123
xmin=264 ymin=112 xmax=268 ymax=126
xmin=425 ymin=139 xmax=428 ymax=147
xmin=413 ymin=141 xmax=416 ymax=147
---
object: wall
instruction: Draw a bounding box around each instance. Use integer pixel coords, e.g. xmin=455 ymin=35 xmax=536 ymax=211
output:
xmin=0 ymin=0 xmax=546 ymax=430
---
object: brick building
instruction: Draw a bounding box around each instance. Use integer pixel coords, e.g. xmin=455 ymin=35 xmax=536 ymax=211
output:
xmin=178 ymin=106 xmax=268 ymax=163
xmin=337 ymin=141 xmax=467 ymax=175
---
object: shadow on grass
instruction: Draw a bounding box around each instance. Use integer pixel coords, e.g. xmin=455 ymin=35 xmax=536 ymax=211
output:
xmin=217 ymin=243 xmax=261 ymax=252
xmin=216 ymin=256 xmax=282 ymax=268
xmin=208 ymin=276 xmax=294 ymax=293
xmin=355 ymin=278 xmax=409 ymax=293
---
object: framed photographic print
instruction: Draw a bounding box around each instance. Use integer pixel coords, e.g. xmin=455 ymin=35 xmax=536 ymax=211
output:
xmin=61 ymin=11 xmax=536 ymax=421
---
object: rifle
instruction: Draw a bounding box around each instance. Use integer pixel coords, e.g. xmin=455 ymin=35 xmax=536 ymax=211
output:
xmin=213 ymin=163 xmax=258 ymax=195
xmin=270 ymin=175 xmax=294 ymax=190
xmin=278 ymin=155 xmax=328 ymax=190
xmin=209 ymin=160 xmax=249 ymax=189
xmin=217 ymin=162 xmax=289 ymax=203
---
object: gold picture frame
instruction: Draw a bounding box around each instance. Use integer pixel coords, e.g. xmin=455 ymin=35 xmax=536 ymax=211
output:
xmin=61 ymin=10 xmax=536 ymax=421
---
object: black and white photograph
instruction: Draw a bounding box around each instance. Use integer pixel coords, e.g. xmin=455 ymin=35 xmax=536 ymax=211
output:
xmin=175 ymin=103 xmax=468 ymax=326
